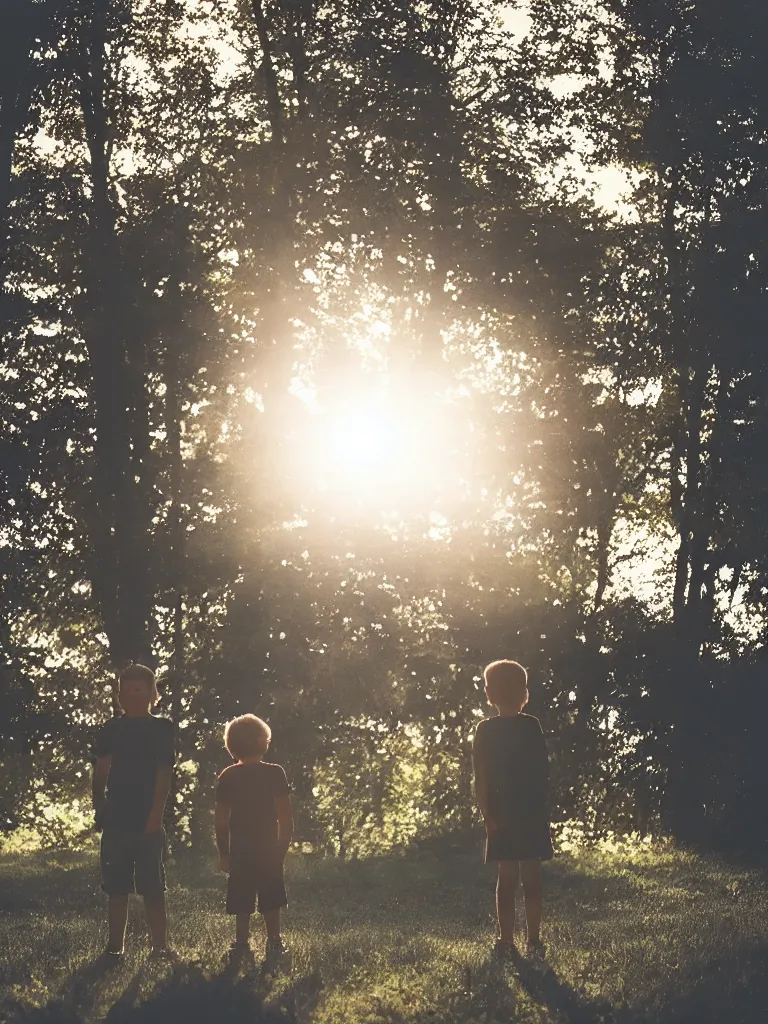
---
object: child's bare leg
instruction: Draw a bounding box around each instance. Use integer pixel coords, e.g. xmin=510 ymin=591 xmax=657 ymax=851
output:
xmin=235 ymin=913 xmax=251 ymax=945
xmin=108 ymin=895 xmax=129 ymax=952
xmin=143 ymin=895 xmax=167 ymax=949
xmin=496 ymin=861 xmax=519 ymax=944
xmin=262 ymin=908 xmax=281 ymax=942
xmin=520 ymin=859 xmax=542 ymax=944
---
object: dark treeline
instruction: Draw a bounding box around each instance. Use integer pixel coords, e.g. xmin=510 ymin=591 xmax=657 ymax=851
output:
xmin=2 ymin=0 xmax=768 ymax=856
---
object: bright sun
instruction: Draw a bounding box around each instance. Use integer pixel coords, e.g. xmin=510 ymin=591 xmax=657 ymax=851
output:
xmin=291 ymin=379 xmax=457 ymax=508
xmin=328 ymin=406 xmax=404 ymax=477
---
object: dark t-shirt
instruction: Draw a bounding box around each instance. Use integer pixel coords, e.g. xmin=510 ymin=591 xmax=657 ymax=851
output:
xmin=474 ymin=713 xmax=549 ymax=827
xmin=215 ymin=761 xmax=289 ymax=854
xmin=93 ymin=715 xmax=175 ymax=832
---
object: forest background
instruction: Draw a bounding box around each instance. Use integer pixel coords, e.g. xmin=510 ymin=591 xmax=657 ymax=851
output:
xmin=2 ymin=0 xmax=768 ymax=860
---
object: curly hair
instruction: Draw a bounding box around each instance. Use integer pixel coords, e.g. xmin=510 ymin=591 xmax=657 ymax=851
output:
xmin=224 ymin=714 xmax=272 ymax=760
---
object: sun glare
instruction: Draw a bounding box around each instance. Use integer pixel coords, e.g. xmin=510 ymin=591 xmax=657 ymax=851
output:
xmin=328 ymin=407 xmax=403 ymax=477
xmin=291 ymin=376 xmax=460 ymax=509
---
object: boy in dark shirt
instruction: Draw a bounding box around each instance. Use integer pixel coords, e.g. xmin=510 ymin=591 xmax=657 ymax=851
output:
xmin=473 ymin=659 xmax=553 ymax=959
xmin=215 ymin=714 xmax=293 ymax=964
xmin=91 ymin=664 xmax=175 ymax=959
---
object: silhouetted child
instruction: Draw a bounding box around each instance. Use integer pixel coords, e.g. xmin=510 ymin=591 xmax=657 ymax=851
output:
xmin=472 ymin=659 xmax=553 ymax=959
xmin=215 ymin=714 xmax=293 ymax=965
xmin=91 ymin=663 xmax=175 ymax=960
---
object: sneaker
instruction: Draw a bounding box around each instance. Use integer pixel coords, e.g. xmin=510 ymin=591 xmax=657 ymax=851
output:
xmin=149 ymin=947 xmax=178 ymax=963
xmin=228 ymin=940 xmax=251 ymax=955
xmin=493 ymin=939 xmax=520 ymax=961
xmin=526 ymin=939 xmax=547 ymax=960
xmin=263 ymin=937 xmax=290 ymax=972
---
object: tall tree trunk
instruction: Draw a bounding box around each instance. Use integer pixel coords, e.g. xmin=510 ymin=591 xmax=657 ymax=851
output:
xmin=165 ymin=320 xmax=185 ymax=727
xmin=285 ymin=1 xmax=315 ymax=119
xmin=248 ymin=0 xmax=297 ymax=408
xmin=250 ymin=0 xmax=285 ymax=148
xmin=77 ymin=0 xmax=154 ymax=665
xmin=663 ymin=173 xmax=716 ymax=844
xmin=676 ymin=359 xmax=707 ymax=633
xmin=685 ymin=186 xmax=721 ymax=653
xmin=663 ymin=169 xmax=696 ymax=629
xmin=0 ymin=0 xmax=53 ymax=297
xmin=592 ymin=513 xmax=613 ymax=615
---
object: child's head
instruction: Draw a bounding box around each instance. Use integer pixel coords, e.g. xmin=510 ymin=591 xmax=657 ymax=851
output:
xmin=224 ymin=714 xmax=272 ymax=762
xmin=118 ymin=663 xmax=158 ymax=716
xmin=483 ymin=659 xmax=528 ymax=713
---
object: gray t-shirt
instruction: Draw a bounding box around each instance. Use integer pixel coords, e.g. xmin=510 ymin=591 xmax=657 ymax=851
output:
xmin=474 ymin=713 xmax=549 ymax=826
xmin=93 ymin=715 xmax=175 ymax=832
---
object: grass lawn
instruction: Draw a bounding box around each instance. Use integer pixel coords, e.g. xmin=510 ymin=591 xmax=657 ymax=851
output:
xmin=2 ymin=837 xmax=768 ymax=1023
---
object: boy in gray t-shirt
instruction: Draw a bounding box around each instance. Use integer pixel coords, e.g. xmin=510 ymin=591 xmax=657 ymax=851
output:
xmin=92 ymin=664 xmax=175 ymax=959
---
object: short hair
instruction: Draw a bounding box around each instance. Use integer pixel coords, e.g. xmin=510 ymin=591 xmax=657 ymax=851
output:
xmin=119 ymin=663 xmax=159 ymax=706
xmin=225 ymin=714 xmax=272 ymax=760
xmin=483 ymin=659 xmax=528 ymax=710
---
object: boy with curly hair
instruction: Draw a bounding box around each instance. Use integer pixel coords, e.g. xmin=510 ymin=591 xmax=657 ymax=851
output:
xmin=215 ymin=714 xmax=293 ymax=965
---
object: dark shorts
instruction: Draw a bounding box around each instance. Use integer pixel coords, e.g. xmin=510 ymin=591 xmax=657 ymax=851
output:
xmin=100 ymin=828 xmax=166 ymax=897
xmin=485 ymin=824 xmax=554 ymax=864
xmin=227 ymin=849 xmax=287 ymax=915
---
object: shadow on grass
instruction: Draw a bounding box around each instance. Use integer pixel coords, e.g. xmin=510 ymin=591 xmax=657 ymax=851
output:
xmin=6 ymin=955 xmax=323 ymax=1024
xmin=513 ymin=956 xmax=627 ymax=1024
xmin=3 ymin=952 xmax=113 ymax=1024
xmin=513 ymin=941 xmax=768 ymax=1024
xmin=650 ymin=941 xmax=768 ymax=1023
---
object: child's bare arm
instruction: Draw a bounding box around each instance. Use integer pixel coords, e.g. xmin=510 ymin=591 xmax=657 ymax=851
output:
xmin=472 ymin=727 xmax=493 ymax=824
xmin=214 ymin=801 xmax=231 ymax=871
xmin=145 ymin=765 xmax=173 ymax=835
xmin=535 ymin=721 xmax=550 ymax=802
xmin=92 ymin=755 xmax=111 ymax=828
xmin=276 ymin=794 xmax=293 ymax=857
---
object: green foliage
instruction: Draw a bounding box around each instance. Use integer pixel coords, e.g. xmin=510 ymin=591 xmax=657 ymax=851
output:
xmin=3 ymin=0 xmax=768 ymax=855
xmin=312 ymin=722 xmax=468 ymax=858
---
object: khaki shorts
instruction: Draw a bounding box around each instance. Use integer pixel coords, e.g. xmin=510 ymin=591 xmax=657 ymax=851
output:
xmin=226 ymin=848 xmax=287 ymax=915
xmin=100 ymin=828 xmax=166 ymax=897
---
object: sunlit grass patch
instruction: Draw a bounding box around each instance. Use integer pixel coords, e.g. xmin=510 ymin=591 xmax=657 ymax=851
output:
xmin=308 ymin=932 xmax=518 ymax=1024
xmin=543 ymin=844 xmax=768 ymax=1017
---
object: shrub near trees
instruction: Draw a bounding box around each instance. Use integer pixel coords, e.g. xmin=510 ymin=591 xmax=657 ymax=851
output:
xmin=2 ymin=0 xmax=768 ymax=855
